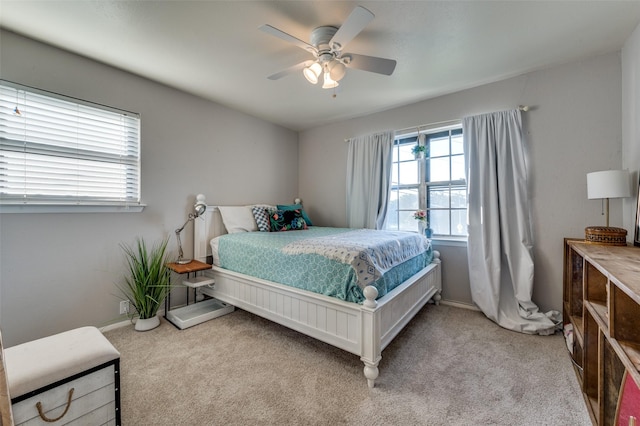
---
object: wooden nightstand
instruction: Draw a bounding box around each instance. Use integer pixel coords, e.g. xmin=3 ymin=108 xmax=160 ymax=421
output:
xmin=165 ymin=260 xmax=234 ymax=330
xmin=166 ymin=259 xmax=211 ymax=274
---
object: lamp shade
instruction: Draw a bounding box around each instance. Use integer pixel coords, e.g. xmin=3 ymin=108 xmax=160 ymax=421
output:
xmin=194 ymin=193 xmax=207 ymax=217
xmin=328 ymin=60 xmax=346 ymax=82
xmin=303 ymin=62 xmax=322 ymax=84
xmin=322 ymin=72 xmax=339 ymax=89
xmin=587 ymin=170 xmax=632 ymax=199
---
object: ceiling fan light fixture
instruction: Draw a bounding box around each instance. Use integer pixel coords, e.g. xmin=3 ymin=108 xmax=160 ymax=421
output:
xmin=328 ymin=60 xmax=346 ymax=82
xmin=261 ymin=5 xmax=396 ymax=92
xmin=303 ymin=62 xmax=322 ymax=84
xmin=322 ymin=71 xmax=339 ymax=89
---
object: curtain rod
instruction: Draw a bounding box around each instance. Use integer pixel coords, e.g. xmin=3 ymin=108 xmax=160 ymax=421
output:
xmin=393 ymin=119 xmax=461 ymax=137
xmin=344 ymin=105 xmax=530 ymax=142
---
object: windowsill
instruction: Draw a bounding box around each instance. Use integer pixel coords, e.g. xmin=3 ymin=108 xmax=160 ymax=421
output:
xmin=0 ymin=204 xmax=146 ymax=214
xmin=430 ymin=237 xmax=467 ymax=247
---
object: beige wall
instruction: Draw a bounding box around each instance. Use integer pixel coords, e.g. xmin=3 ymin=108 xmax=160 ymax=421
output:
xmin=299 ymin=52 xmax=625 ymax=313
xmin=0 ymin=30 xmax=298 ymax=346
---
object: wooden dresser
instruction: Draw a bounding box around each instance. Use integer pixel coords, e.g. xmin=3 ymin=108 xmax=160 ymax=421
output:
xmin=563 ymin=239 xmax=640 ymax=425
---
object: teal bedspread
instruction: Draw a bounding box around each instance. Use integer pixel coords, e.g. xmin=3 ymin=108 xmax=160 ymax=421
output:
xmin=215 ymin=227 xmax=433 ymax=303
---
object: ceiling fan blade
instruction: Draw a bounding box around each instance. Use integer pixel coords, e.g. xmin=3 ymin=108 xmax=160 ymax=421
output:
xmin=267 ymin=60 xmax=314 ymax=80
xmin=259 ymin=24 xmax=317 ymax=54
xmin=330 ymin=6 xmax=375 ymax=50
xmin=344 ymin=53 xmax=397 ymax=76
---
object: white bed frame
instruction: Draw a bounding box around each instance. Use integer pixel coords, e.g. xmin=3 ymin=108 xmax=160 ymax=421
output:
xmin=194 ymin=205 xmax=442 ymax=388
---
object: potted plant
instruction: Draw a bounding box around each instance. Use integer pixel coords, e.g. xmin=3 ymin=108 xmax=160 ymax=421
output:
xmin=118 ymin=237 xmax=171 ymax=331
xmin=411 ymin=144 xmax=426 ymax=159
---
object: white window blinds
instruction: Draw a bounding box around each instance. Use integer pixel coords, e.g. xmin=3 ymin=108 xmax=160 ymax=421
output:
xmin=0 ymin=81 xmax=141 ymax=207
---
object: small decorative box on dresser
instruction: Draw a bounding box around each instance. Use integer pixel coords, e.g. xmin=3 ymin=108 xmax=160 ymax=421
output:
xmin=563 ymin=239 xmax=640 ymax=426
xmin=4 ymin=326 xmax=121 ymax=425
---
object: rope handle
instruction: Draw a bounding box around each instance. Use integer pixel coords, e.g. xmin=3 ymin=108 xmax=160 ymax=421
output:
xmin=36 ymin=387 xmax=74 ymax=422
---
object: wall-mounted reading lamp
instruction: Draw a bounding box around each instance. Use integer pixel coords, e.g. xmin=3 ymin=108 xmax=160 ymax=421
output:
xmin=175 ymin=194 xmax=207 ymax=264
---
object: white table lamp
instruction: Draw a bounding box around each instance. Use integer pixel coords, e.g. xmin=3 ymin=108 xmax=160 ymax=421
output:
xmin=587 ymin=170 xmax=631 ymax=227
xmin=585 ymin=170 xmax=631 ymax=245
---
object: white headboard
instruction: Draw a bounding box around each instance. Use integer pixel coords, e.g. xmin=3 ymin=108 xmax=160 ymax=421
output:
xmin=193 ymin=201 xmax=227 ymax=264
xmin=192 ymin=195 xmax=302 ymax=263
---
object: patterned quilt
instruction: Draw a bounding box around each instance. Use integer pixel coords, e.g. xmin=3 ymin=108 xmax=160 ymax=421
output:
xmin=215 ymin=227 xmax=433 ymax=303
xmin=281 ymin=229 xmax=428 ymax=288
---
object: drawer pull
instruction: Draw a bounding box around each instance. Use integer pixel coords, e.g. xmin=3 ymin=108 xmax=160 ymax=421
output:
xmin=36 ymin=387 xmax=74 ymax=422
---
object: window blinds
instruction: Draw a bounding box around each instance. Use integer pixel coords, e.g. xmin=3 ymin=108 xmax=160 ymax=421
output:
xmin=0 ymin=81 xmax=141 ymax=206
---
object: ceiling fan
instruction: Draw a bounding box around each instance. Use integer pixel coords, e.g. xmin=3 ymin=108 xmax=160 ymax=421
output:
xmin=259 ymin=5 xmax=397 ymax=90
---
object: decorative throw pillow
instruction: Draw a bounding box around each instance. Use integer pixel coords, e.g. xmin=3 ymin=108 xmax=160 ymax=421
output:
xmin=277 ymin=203 xmax=313 ymax=226
xmin=252 ymin=206 xmax=272 ymax=232
xmin=269 ymin=209 xmax=308 ymax=232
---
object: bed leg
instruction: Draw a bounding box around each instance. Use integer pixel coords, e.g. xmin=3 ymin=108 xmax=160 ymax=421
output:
xmin=363 ymin=360 xmax=379 ymax=389
xmin=361 ymin=285 xmax=380 ymax=388
xmin=433 ymin=290 xmax=442 ymax=305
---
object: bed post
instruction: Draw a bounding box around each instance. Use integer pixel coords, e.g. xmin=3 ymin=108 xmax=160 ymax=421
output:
xmin=360 ymin=286 xmax=381 ymax=389
xmin=193 ymin=196 xmax=209 ymax=263
xmin=432 ymin=251 xmax=442 ymax=305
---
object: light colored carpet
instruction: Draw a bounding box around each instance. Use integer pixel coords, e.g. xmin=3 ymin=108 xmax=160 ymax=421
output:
xmin=104 ymin=304 xmax=590 ymax=425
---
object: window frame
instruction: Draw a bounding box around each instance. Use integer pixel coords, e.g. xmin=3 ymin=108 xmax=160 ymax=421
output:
xmin=0 ymin=80 xmax=144 ymax=213
xmin=424 ymin=127 xmax=466 ymax=238
xmin=386 ymin=123 xmax=467 ymax=240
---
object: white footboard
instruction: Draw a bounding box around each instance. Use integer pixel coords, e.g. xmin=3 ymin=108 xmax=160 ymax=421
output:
xmin=200 ymin=267 xmax=364 ymax=354
xmin=377 ymin=257 xmax=442 ymax=351
xmin=200 ymin=253 xmax=441 ymax=388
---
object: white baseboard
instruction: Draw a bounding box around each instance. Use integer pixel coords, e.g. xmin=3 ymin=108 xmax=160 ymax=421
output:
xmin=99 ymin=319 xmax=132 ymax=333
xmin=99 ymin=308 xmax=167 ymax=334
xmin=440 ymin=300 xmax=480 ymax=311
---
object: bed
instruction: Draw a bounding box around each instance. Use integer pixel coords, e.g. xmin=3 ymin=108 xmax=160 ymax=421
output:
xmin=193 ymin=199 xmax=442 ymax=388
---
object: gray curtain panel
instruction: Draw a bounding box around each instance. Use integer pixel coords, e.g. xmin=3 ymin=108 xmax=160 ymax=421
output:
xmin=346 ymin=130 xmax=394 ymax=229
xmin=463 ymin=109 xmax=559 ymax=335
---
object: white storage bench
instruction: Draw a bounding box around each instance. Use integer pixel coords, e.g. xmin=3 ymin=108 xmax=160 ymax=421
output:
xmin=4 ymin=326 xmax=121 ymax=425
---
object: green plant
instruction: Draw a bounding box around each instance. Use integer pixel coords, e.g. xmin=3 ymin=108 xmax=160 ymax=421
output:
xmin=411 ymin=145 xmax=426 ymax=155
xmin=118 ymin=237 xmax=171 ymax=320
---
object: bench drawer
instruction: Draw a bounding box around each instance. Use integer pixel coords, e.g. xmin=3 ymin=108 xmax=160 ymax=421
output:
xmin=13 ymin=363 xmax=118 ymax=426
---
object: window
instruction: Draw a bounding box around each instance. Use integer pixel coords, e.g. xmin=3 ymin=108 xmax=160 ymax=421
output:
xmin=386 ymin=126 xmax=467 ymax=238
xmin=0 ymin=81 xmax=141 ymax=211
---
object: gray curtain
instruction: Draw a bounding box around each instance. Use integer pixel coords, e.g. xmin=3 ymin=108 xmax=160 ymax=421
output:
xmin=346 ymin=130 xmax=394 ymax=229
xmin=463 ymin=110 xmax=559 ymax=335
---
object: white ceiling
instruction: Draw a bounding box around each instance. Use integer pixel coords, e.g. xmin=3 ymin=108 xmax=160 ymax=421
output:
xmin=2 ymin=1 xmax=640 ymax=131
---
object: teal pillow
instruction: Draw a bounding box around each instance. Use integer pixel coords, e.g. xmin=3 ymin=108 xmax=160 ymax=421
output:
xmin=277 ymin=203 xmax=313 ymax=226
xmin=269 ymin=209 xmax=308 ymax=232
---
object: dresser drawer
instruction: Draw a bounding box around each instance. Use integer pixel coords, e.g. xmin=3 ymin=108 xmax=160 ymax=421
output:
xmin=13 ymin=363 xmax=117 ymax=425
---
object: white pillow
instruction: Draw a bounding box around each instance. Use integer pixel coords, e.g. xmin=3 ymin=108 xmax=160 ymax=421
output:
xmin=209 ymin=236 xmax=221 ymax=266
xmin=218 ymin=206 xmax=258 ymax=233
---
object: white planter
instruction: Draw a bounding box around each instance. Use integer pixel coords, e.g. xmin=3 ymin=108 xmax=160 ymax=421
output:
xmin=134 ymin=315 xmax=160 ymax=331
